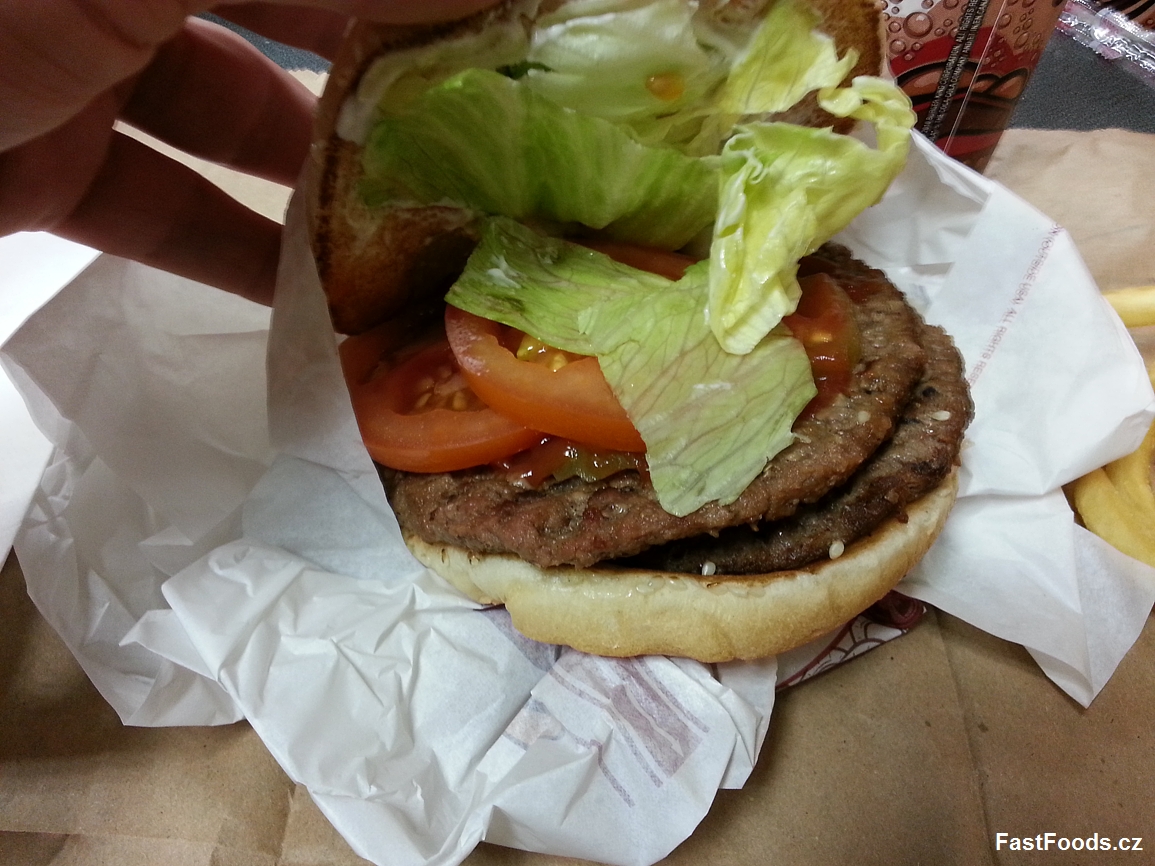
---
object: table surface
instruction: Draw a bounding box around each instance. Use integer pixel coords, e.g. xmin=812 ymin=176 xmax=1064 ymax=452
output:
xmin=1012 ymin=27 xmax=1155 ymax=133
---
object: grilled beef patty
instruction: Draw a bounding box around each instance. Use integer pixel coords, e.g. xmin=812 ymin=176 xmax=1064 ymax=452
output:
xmin=383 ymin=246 xmax=969 ymax=570
xmin=620 ymin=317 xmax=971 ymax=574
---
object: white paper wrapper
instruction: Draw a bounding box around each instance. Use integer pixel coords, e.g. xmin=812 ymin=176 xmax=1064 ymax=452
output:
xmin=0 ymin=233 xmax=98 ymax=556
xmin=4 ymin=135 xmax=1155 ymax=865
xmin=839 ymin=137 xmax=1155 ymax=704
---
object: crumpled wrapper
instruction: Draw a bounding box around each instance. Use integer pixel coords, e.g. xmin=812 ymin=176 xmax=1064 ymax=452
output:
xmin=0 ymin=233 xmax=97 ymax=558
xmin=3 ymin=134 xmax=1155 ymax=866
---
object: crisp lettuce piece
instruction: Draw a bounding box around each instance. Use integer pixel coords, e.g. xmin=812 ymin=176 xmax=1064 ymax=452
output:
xmin=719 ymin=0 xmax=857 ymax=115
xmin=585 ymin=272 xmax=814 ymax=516
xmin=447 ymin=218 xmax=816 ymax=515
xmin=707 ymin=76 xmax=916 ymax=354
xmin=519 ymin=0 xmax=858 ymax=153
xmin=361 ymin=68 xmax=718 ymax=250
xmin=521 ymin=0 xmax=729 ymax=146
xmin=817 ymin=76 xmax=918 ymax=155
xmin=446 ymin=219 xmax=670 ymax=355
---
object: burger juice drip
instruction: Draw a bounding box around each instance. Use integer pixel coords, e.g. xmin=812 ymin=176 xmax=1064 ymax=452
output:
xmin=885 ymin=0 xmax=1066 ymax=171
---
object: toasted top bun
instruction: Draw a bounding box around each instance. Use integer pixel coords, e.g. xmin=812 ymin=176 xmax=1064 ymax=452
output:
xmin=307 ymin=0 xmax=886 ymax=335
xmin=404 ymin=470 xmax=957 ymax=662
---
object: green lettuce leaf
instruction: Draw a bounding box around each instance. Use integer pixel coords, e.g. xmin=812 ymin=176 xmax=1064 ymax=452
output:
xmin=361 ymin=68 xmax=718 ymax=250
xmin=446 ymin=218 xmax=669 ymax=355
xmin=707 ymin=76 xmax=916 ymax=354
xmin=520 ymin=0 xmax=730 ymax=148
xmin=584 ymin=273 xmax=814 ymax=516
xmin=447 ymin=218 xmax=816 ymax=515
xmin=719 ymin=0 xmax=857 ymax=115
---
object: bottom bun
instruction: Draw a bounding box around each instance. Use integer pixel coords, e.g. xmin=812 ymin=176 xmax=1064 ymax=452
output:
xmin=405 ymin=470 xmax=959 ymax=662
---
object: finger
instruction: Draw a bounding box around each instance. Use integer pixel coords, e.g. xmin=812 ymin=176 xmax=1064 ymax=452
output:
xmin=121 ymin=18 xmax=315 ymax=187
xmin=210 ymin=4 xmax=351 ymax=59
xmin=0 ymin=2 xmax=191 ymax=151
xmin=0 ymin=1 xmax=500 ymax=152
xmin=0 ymin=90 xmax=122 ymax=237
xmin=54 ymin=131 xmax=281 ymax=305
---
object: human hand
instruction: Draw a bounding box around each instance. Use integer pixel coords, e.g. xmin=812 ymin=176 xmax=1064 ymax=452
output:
xmin=0 ymin=1 xmax=498 ymax=305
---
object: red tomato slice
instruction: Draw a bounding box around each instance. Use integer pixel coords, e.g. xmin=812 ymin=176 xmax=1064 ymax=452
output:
xmin=444 ymin=305 xmax=646 ymax=453
xmin=783 ymin=272 xmax=862 ymax=419
xmin=575 ymin=239 xmax=697 ymax=280
xmin=340 ymin=323 xmax=541 ymax=473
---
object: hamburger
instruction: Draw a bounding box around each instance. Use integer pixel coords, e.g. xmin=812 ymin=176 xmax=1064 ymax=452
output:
xmin=305 ymin=0 xmax=973 ymax=662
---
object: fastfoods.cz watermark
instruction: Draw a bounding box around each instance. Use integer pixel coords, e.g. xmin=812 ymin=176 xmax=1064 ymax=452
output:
xmin=995 ymin=833 xmax=1143 ymax=852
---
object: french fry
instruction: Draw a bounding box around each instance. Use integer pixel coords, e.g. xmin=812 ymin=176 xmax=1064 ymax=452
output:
xmin=1103 ymin=286 xmax=1155 ymax=328
xmin=1067 ymin=361 xmax=1155 ymax=568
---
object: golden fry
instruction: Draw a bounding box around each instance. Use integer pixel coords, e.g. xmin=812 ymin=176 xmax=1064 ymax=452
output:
xmin=1068 ymin=361 xmax=1155 ymax=568
xmin=1069 ymin=443 xmax=1155 ymax=569
xmin=1103 ymin=286 xmax=1155 ymax=328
